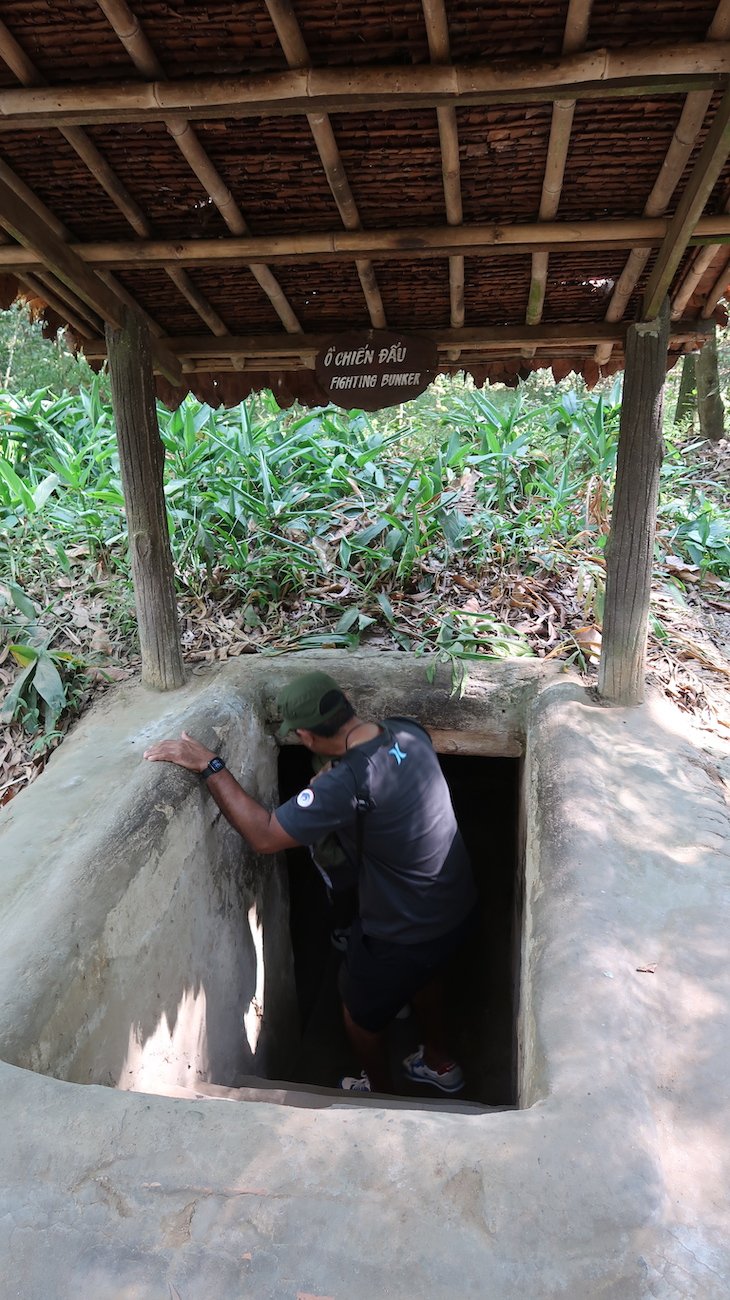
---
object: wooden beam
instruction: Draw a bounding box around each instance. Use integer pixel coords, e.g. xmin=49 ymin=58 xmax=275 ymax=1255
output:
xmin=78 ymin=319 xmax=711 ymax=366
xmin=643 ymin=83 xmax=730 ymax=318
xmin=598 ymin=302 xmax=670 ymax=705
xmin=17 ymin=271 xmax=99 ymax=338
xmin=106 ymin=309 xmax=186 ymax=690
xmin=695 ymin=318 xmax=726 ymax=437
xmin=0 ymin=46 xmax=729 ymax=129
xmin=1 ymin=215 xmax=729 ymax=272
xmin=0 ymin=173 xmax=182 ymax=384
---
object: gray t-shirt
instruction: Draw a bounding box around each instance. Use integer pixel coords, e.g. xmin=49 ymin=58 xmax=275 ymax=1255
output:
xmin=275 ymin=720 xmax=476 ymax=944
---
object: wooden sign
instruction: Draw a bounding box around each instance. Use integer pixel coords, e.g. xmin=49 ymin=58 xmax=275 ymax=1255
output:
xmin=315 ymin=330 xmax=438 ymax=411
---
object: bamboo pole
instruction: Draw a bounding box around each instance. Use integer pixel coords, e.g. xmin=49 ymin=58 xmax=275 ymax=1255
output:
xmin=422 ymin=0 xmax=464 ymax=352
xmin=598 ymin=303 xmax=670 ymax=705
xmin=0 ymin=151 xmax=166 ymax=341
xmin=596 ymin=0 xmax=730 ymax=363
xmin=523 ymin=0 xmax=593 ymax=354
xmin=0 ymin=155 xmax=180 ymax=380
xmin=79 ymin=318 xmax=710 ymax=365
xmin=265 ymin=0 xmax=386 ymax=329
xmin=1 ymin=45 xmax=729 ymax=129
xmin=701 ymin=250 xmax=730 ymax=314
xmin=643 ymin=83 xmax=730 ymax=318
xmin=106 ymin=309 xmax=185 ymax=691
xmin=17 ymin=271 xmax=99 ymax=338
xmin=97 ymin=0 xmax=301 ymax=337
xmin=0 ymin=16 xmax=227 ymax=355
xmin=671 ymin=241 xmax=724 ymax=317
xmin=0 ymin=215 xmax=728 ymax=270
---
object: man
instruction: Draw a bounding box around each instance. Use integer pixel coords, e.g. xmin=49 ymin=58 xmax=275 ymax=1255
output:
xmin=144 ymin=671 xmax=476 ymax=1095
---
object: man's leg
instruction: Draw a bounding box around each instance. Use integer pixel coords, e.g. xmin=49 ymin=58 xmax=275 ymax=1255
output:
xmin=411 ymin=977 xmax=454 ymax=1069
xmin=342 ymin=1003 xmax=391 ymax=1093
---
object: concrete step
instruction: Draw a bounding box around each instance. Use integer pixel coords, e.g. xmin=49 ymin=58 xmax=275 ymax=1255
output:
xmin=133 ymin=1075 xmax=507 ymax=1115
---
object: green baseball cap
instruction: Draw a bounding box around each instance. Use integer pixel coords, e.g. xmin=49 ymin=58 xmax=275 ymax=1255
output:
xmin=276 ymin=671 xmax=346 ymax=739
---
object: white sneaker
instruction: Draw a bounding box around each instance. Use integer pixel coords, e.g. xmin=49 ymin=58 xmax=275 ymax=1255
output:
xmin=339 ymin=1071 xmax=372 ymax=1092
xmin=402 ymin=1046 xmax=464 ymax=1093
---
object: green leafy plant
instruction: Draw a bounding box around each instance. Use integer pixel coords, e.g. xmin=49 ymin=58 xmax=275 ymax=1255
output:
xmin=0 ymin=582 xmax=87 ymax=738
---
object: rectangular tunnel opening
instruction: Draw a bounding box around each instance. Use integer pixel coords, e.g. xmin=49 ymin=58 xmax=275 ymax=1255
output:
xmin=278 ymin=742 xmax=522 ymax=1108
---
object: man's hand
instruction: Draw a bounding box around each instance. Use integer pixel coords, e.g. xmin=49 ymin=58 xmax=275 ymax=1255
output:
xmin=143 ymin=730 xmax=215 ymax=773
xmin=143 ymin=729 xmax=299 ymax=855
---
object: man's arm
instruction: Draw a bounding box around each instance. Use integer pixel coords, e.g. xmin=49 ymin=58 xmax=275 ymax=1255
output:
xmin=143 ymin=731 xmax=300 ymax=854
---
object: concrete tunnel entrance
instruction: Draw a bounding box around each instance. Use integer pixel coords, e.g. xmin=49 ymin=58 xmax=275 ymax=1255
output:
xmin=0 ymin=658 xmax=536 ymax=1113
xmin=278 ymin=744 xmax=521 ymax=1107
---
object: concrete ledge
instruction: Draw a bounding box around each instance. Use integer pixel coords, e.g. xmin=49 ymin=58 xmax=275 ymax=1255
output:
xmin=1 ymin=653 xmax=729 ymax=1297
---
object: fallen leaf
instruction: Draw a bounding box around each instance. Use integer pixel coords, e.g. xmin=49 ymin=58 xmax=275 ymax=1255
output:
xmin=664 ymin=555 xmax=701 ymax=583
xmin=90 ymin=628 xmax=113 ymax=654
xmin=574 ymin=625 xmax=602 ymax=662
xmin=71 ymin=603 xmax=93 ymax=628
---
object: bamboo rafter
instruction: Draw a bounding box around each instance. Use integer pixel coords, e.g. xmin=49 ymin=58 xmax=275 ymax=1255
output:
xmin=0 ymin=150 xmax=166 ymax=347
xmin=0 ymin=170 xmax=181 ymax=383
xmin=523 ymin=0 xmax=593 ymax=357
xmin=596 ymin=0 xmax=730 ymax=363
xmin=701 ymin=249 xmax=730 ymax=312
xmin=0 ymin=46 xmax=728 ymax=130
xmin=96 ymin=0 xmax=301 ymax=337
xmin=0 ymin=15 xmax=235 ymax=350
xmin=264 ymin=0 xmax=386 ymax=329
xmin=422 ymin=0 xmax=464 ymax=354
xmin=643 ymin=82 xmax=730 ymax=317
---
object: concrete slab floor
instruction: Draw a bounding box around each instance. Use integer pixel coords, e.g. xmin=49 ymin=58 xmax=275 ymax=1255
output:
xmin=0 ymin=654 xmax=729 ymax=1298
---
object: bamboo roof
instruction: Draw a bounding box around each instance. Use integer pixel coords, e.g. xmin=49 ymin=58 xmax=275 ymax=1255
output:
xmin=0 ymin=0 xmax=729 ymax=405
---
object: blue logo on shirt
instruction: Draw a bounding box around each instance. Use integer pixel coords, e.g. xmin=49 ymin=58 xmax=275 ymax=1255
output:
xmin=389 ymin=742 xmax=407 ymax=765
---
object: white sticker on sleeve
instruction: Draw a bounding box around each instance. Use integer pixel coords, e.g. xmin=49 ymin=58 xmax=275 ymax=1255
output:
xmin=296 ymin=788 xmax=315 ymax=808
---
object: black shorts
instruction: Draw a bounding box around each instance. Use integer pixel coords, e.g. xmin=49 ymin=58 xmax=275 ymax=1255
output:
xmin=341 ymin=909 xmax=477 ymax=1033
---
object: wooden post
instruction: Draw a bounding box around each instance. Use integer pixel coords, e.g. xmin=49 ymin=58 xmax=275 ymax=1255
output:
xmin=598 ymin=301 xmax=669 ymax=706
xmin=673 ymin=352 xmax=697 ymax=426
xmin=106 ymin=309 xmax=186 ymax=690
xmin=696 ymin=321 xmax=726 ymax=442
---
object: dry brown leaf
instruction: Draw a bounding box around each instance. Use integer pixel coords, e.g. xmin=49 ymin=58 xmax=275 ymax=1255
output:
xmin=664 ymin=555 xmax=701 ymax=583
xmin=90 ymin=628 xmax=113 ymax=654
xmin=574 ymin=625 xmax=603 ymax=662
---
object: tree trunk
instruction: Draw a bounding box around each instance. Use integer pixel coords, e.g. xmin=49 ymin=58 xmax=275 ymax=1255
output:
xmin=598 ymin=301 xmax=669 ymax=706
xmin=673 ymin=351 xmax=696 ymax=426
xmin=696 ymin=322 xmax=726 ymax=443
xmin=106 ymin=310 xmax=186 ymax=690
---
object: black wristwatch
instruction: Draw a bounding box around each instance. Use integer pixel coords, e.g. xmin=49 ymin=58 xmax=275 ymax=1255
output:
xmin=201 ymin=756 xmax=226 ymax=780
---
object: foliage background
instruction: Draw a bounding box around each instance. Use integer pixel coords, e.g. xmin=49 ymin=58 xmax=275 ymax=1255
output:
xmin=0 ymin=304 xmax=728 ymax=803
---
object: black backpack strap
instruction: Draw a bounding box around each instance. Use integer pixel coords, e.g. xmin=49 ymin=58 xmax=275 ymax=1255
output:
xmin=340 ymin=745 xmax=375 ymax=871
xmin=341 ymin=721 xmax=427 ymax=869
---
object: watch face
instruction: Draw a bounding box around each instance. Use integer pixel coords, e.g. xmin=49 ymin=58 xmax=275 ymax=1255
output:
xmin=209 ymin=757 xmax=225 ymax=773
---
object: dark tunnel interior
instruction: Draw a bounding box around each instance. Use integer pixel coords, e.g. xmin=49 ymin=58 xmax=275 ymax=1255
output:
xmin=277 ymin=743 xmax=521 ymax=1107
